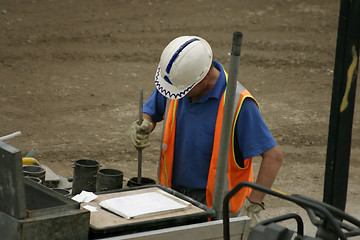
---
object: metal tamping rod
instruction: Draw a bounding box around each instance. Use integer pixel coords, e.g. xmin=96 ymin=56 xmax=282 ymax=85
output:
xmin=137 ymin=88 xmax=143 ymax=184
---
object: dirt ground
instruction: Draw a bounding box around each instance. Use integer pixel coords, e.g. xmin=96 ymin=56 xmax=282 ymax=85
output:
xmin=1 ymin=0 xmax=359 ymax=237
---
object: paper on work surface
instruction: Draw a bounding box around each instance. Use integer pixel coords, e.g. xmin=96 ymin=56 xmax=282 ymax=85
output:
xmin=83 ymin=205 xmax=98 ymax=212
xmin=72 ymin=190 xmax=98 ymax=203
xmin=99 ymin=190 xmax=190 ymax=219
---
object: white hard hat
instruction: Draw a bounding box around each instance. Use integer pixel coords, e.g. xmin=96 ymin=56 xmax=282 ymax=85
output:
xmin=154 ymin=36 xmax=213 ymax=99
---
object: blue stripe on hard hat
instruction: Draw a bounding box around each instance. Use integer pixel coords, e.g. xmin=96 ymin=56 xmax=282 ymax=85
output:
xmin=164 ymin=75 xmax=172 ymax=84
xmin=166 ymin=38 xmax=200 ymax=74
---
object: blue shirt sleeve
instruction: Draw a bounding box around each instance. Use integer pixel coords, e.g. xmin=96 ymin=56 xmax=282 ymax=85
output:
xmin=143 ymin=89 xmax=167 ymax=123
xmin=235 ymin=98 xmax=277 ymax=160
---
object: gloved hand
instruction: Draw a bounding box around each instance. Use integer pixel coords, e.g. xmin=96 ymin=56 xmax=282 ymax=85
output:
xmin=130 ymin=118 xmax=153 ymax=150
xmin=238 ymin=197 xmax=265 ymax=234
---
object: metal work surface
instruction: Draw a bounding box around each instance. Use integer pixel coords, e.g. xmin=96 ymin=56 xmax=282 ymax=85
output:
xmin=101 ymin=216 xmax=250 ymax=240
xmin=87 ymin=185 xmax=215 ymax=238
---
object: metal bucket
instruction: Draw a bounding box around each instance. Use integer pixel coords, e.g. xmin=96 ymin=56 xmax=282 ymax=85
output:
xmin=25 ymin=176 xmax=42 ymax=184
xmin=96 ymin=168 xmax=123 ymax=192
xmin=23 ymin=165 xmax=46 ymax=183
xmin=52 ymin=188 xmax=71 ymax=197
xmin=72 ymin=159 xmax=99 ymax=195
xmin=127 ymin=177 xmax=156 ymax=187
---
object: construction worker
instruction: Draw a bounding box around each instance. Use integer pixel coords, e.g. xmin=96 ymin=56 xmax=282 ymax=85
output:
xmin=130 ymin=36 xmax=283 ymax=229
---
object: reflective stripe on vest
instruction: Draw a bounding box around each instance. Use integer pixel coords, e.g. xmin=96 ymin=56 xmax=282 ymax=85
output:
xmin=158 ymin=99 xmax=178 ymax=187
xmin=158 ymin=75 xmax=259 ymax=214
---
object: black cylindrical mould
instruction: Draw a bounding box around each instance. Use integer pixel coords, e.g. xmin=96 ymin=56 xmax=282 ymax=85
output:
xmin=72 ymin=159 xmax=99 ymax=195
xmin=96 ymin=168 xmax=123 ymax=192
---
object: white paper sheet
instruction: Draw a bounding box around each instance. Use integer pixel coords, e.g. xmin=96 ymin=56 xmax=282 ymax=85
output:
xmin=99 ymin=190 xmax=190 ymax=219
xmin=72 ymin=190 xmax=98 ymax=203
xmin=82 ymin=205 xmax=98 ymax=212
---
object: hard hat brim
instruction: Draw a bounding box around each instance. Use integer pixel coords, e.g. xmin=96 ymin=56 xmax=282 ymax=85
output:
xmin=155 ymin=64 xmax=199 ymax=99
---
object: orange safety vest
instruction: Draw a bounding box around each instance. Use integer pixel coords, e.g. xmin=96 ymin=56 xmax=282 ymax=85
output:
xmin=158 ymin=80 xmax=259 ymax=214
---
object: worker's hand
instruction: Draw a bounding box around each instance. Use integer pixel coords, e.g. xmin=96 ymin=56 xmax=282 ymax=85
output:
xmin=238 ymin=197 xmax=265 ymax=234
xmin=130 ymin=118 xmax=153 ymax=150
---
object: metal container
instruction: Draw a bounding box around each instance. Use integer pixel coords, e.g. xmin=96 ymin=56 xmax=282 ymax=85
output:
xmin=127 ymin=176 xmax=156 ymax=187
xmin=72 ymin=159 xmax=99 ymax=195
xmin=25 ymin=176 xmax=42 ymax=184
xmin=23 ymin=165 xmax=46 ymax=183
xmin=52 ymin=188 xmax=71 ymax=197
xmin=96 ymin=168 xmax=123 ymax=192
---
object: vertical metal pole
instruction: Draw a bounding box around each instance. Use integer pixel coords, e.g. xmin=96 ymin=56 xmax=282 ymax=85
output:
xmin=137 ymin=88 xmax=143 ymax=184
xmin=323 ymin=0 xmax=359 ymax=210
xmin=212 ymin=32 xmax=243 ymax=219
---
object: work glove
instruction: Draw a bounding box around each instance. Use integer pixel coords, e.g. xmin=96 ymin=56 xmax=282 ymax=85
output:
xmin=238 ymin=197 xmax=265 ymax=234
xmin=130 ymin=118 xmax=153 ymax=150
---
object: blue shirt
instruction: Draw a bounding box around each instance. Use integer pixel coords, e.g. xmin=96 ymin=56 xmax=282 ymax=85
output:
xmin=143 ymin=61 xmax=277 ymax=189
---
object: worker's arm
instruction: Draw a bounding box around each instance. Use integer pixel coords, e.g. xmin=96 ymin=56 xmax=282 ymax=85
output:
xmin=238 ymin=145 xmax=283 ymax=232
xmin=248 ymin=145 xmax=283 ymax=204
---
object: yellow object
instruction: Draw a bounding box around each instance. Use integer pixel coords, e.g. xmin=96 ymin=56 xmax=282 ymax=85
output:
xmin=340 ymin=46 xmax=357 ymax=112
xmin=22 ymin=157 xmax=40 ymax=166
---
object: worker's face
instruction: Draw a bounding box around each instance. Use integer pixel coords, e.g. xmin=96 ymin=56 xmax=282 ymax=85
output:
xmin=185 ymin=68 xmax=211 ymax=98
xmin=186 ymin=79 xmax=206 ymax=98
